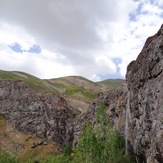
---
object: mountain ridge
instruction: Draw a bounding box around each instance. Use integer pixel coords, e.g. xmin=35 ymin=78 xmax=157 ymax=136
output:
xmin=0 ymin=69 xmax=125 ymax=106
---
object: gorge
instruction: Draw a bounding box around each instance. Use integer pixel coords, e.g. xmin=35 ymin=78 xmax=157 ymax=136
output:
xmin=0 ymin=25 xmax=163 ymax=162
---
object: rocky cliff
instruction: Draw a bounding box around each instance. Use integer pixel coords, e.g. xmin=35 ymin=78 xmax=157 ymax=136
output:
xmin=126 ymin=24 xmax=163 ymax=163
xmin=0 ymin=80 xmax=76 ymax=148
xmin=73 ymin=25 xmax=163 ymax=163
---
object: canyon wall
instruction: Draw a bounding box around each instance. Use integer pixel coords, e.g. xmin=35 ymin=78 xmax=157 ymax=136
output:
xmin=126 ymin=24 xmax=163 ymax=163
xmin=0 ymin=80 xmax=76 ymax=148
xmin=74 ymin=25 xmax=163 ymax=163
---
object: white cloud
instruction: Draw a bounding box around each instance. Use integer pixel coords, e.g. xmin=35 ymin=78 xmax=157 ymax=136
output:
xmin=0 ymin=22 xmax=35 ymax=50
xmin=154 ymin=0 xmax=163 ymax=7
xmin=0 ymin=43 xmax=76 ymax=79
xmin=106 ymin=1 xmax=163 ymax=76
xmin=0 ymin=0 xmax=162 ymax=81
xmin=141 ymin=3 xmax=162 ymax=15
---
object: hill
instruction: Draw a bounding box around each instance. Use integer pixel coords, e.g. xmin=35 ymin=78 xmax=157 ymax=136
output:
xmin=0 ymin=70 xmax=124 ymax=113
xmin=97 ymin=78 xmax=125 ymax=89
xmin=0 ymin=70 xmax=125 ymax=161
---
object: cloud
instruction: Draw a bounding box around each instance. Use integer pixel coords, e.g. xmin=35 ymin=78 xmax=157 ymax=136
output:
xmin=0 ymin=0 xmax=137 ymax=53
xmin=0 ymin=44 xmax=76 ymax=78
xmin=0 ymin=0 xmax=162 ymax=81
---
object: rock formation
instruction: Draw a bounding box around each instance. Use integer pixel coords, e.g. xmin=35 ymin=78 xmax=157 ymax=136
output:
xmin=0 ymin=80 xmax=76 ymax=148
xmin=73 ymin=25 xmax=163 ymax=163
xmin=126 ymin=24 xmax=163 ymax=163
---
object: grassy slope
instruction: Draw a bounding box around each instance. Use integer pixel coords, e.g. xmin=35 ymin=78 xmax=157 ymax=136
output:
xmin=0 ymin=70 xmax=102 ymax=113
xmin=97 ymin=79 xmax=125 ymax=89
xmin=0 ymin=70 xmax=125 ymax=102
xmin=0 ymin=70 xmax=56 ymax=93
xmin=45 ymin=76 xmax=102 ymax=102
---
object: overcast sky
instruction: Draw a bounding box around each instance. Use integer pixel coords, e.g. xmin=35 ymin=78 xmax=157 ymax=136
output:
xmin=0 ymin=0 xmax=163 ymax=81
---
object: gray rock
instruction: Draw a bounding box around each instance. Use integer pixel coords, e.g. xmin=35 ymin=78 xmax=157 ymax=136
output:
xmin=0 ymin=80 xmax=76 ymax=148
xmin=73 ymin=25 xmax=163 ymax=163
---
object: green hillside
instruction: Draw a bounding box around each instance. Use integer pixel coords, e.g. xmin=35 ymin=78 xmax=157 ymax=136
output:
xmin=0 ymin=70 xmax=55 ymax=93
xmin=97 ymin=79 xmax=125 ymax=89
xmin=0 ymin=70 xmax=125 ymax=104
xmin=44 ymin=76 xmax=102 ymax=103
xmin=0 ymin=70 xmax=101 ymax=103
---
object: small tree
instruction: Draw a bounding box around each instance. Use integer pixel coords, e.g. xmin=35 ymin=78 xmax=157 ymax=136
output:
xmin=74 ymin=102 xmax=135 ymax=163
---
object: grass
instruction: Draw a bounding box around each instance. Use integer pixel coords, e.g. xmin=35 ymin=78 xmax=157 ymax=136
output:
xmin=97 ymin=79 xmax=125 ymax=89
xmin=44 ymin=79 xmax=67 ymax=93
xmin=45 ymin=76 xmax=102 ymax=103
xmin=0 ymin=149 xmax=63 ymax=163
xmin=0 ymin=150 xmax=18 ymax=163
xmin=0 ymin=70 xmax=54 ymax=93
xmin=0 ymin=135 xmax=60 ymax=163
xmin=64 ymin=85 xmax=99 ymax=102
xmin=67 ymin=76 xmax=96 ymax=84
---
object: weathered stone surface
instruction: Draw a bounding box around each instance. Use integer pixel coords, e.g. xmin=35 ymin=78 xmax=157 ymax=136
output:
xmin=0 ymin=80 xmax=76 ymax=148
xmin=126 ymin=24 xmax=163 ymax=163
xmin=73 ymin=25 xmax=163 ymax=163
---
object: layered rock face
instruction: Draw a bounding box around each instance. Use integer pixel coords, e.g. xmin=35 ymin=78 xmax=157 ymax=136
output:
xmin=0 ymin=80 xmax=76 ymax=147
xmin=74 ymin=25 xmax=163 ymax=163
xmin=126 ymin=25 xmax=163 ymax=163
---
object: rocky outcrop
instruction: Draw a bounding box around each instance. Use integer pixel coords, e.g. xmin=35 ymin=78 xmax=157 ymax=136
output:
xmin=126 ymin=25 xmax=163 ymax=163
xmin=72 ymin=85 xmax=127 ymax=148
xmin=0 ymin=26 xmax=163 ymax=162
xmin=73 ymin=25 xmax=163 ymax=163
xmin=0 ymin=80 xmax=76 ymax=148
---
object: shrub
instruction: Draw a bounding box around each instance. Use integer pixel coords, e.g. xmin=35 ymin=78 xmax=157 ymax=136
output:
xmin=73 ymin=102 xmax=135 ymax=163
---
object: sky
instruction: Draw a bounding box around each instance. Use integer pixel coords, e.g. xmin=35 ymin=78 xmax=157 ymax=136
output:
xmin=0 ymin=0 xmax=163 ymax=81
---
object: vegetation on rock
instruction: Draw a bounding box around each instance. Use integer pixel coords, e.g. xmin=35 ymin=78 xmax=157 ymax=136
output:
xmin=0 ymin=102 xmax=135 ymax=163
xmin=72 ymin=102 xmax=135 ymax=163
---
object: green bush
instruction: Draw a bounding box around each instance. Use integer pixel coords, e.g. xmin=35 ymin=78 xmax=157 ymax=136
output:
xmin=73 ymin=102 xmax=135 ymax=163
